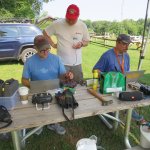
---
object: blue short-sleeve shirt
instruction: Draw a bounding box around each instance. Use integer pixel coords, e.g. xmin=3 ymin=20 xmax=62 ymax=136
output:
xmin=22 ymin=53 xmax=66 ymax=81
xmin=93 ymin=48 xmax=130 ymax=72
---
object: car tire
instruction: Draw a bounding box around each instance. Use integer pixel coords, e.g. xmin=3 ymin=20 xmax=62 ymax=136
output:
xmin=21 ymin=48 xmax=37 ymax=63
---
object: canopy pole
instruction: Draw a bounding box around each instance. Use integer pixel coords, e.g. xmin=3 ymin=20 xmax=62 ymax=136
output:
xmin=138 ymin=0 xmax=150 ymax=70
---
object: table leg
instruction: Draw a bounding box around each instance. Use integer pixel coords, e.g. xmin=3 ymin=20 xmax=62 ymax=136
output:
xmin=21 ymin=129 xmax=26 ymax=148
xmin=113 ymin=111 xmax=119 ymax=130
xmin=124 ymin=108 xmax=133 ymax=149
xmin=11 ymin=130 xmax=21 ymax=150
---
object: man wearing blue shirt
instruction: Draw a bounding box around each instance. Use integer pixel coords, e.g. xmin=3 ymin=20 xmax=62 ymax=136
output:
xmin=22 ymin=35 xmax=73 ymax=135
xmin=93 ymin=34 xmax=130 ymax=73
xmin=93 ymin=34 xmax=144 ymax=122
xmin=22 ymin=35 xmax=73 ymax=87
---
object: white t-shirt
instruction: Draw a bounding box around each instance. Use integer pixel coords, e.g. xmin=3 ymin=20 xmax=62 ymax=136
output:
xmin=45 ymin=19 xmax=90 ymax=66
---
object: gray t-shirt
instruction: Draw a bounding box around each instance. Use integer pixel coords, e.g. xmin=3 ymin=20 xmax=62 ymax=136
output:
xmin=45 ymin=19 xmax=90 ymax=66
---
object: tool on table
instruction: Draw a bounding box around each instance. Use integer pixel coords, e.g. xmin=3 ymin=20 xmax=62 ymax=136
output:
xmin=87 ymin=88 xmax=113 ymax=106
xmin=128 ymin=82 xmax=150 ymax=95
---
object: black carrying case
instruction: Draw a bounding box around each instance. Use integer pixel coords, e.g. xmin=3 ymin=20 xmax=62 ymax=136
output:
xmin=119 ymin=91 xmax=143 ymax=101
xmin=0 ymin=78 xmax=19 ymax=97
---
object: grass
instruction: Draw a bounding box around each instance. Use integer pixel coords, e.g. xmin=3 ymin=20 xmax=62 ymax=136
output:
xmin=0 ymin=42 xmax=150 ymax=150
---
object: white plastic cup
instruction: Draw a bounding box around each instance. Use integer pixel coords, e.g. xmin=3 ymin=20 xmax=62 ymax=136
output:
xmin=18 ymin=86 xmax=29 ymax=95
xmin=18 ymin=86 xmax=29 ymax=104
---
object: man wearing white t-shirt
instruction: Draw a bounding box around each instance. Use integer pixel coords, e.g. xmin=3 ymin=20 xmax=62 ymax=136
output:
xmin=43 ymin=4 xmax=90 ymax=82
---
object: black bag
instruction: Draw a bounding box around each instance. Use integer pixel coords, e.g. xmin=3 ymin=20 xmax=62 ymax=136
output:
xmin=4 ymin=78 xmax=19 ymax=96
xmin=128 ymin=82 xmax=150 ymax=96
xmin=0 ymin=79 xmax=4 ymax=96
xmin=119 ymin=91 xmax=143 ymax=101
xmin=32 ymin=93 xmax=53 ymax=110
xmin=55 ymin=89 xmax=78 ymax=121
xmin=0 ymin=78 xmax=19 ymax=97
xmin=140 ymin=84 xmax=150 ymax=95
xmin=0 ymin=105 xmax=12 ymax=129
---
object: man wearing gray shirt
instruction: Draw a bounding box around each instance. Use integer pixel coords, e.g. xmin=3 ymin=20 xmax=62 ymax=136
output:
xmin=43 ymin=4 xmax=90 ymax=82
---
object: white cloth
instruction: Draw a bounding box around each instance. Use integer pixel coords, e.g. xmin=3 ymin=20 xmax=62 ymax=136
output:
xmin=45 ymin=19 xmax=90 ymax=66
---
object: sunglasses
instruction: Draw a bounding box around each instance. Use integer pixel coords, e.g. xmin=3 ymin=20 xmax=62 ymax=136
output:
xmin=118 ymin=41 xmax=129 ymax=46
xmin=39 ymin=49 xmax=49 ymax=53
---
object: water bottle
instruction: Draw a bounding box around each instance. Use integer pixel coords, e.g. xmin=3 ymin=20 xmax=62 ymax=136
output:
xmin=93 ymin=70 xmax=99 ymax=91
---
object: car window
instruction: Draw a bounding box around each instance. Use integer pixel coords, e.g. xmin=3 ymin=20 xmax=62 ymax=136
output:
xmin=0 ymin=26 xmax=18 ymax=37
xmin=19 ymin=26 xmax=41 ymax=36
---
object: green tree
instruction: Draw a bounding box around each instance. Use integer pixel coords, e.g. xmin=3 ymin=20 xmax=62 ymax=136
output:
xmin=0 ymin=8 xmax=14 ymax=19
xmin=109 ymin=21 xmax=122 ymax=35
xmin=0 ymin=0 xmax=52 ymax=19
xmin=121 ymin=19 xmax=138 ymax=35
xmin=83 ymin=19 xmax=147 ymax=37
xmin=84 ymin=20 xmax=93 ymax=29
xmin=137 ymin=19 xmax=145 ymax=35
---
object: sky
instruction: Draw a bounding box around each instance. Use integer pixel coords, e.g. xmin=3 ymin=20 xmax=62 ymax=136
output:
xmin=41 ymin=0 xmax=150 ymax=21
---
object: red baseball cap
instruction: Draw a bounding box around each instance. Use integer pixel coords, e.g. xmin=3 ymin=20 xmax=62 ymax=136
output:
xmin=66 ymin=4 xmax=80 ymax=20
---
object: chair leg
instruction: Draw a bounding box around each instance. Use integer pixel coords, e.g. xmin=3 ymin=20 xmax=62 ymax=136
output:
xmin=98 ymin=114 xmax=113 ymax=129
xmin=99 ymin=111 xmax=122 ymax=130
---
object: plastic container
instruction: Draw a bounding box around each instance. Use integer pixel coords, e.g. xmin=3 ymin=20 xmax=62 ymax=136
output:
xmin=0 ymin=90 xmax=20 ymax=110
xmin=140 ymin=125 xmax=150 ymax=148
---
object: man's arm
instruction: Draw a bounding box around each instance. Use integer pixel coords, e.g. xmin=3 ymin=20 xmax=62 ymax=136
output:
xmin=43 ymin=30 xmax=57 ymax=48
xmin=21 ymin=77 xmax=30 ymax=88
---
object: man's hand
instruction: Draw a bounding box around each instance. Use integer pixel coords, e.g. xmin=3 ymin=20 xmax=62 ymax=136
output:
xmin=65 ymin=71 xmax=74 ymax=80
xmin=21 ymin=78 xmax=30 ymax=88
xmin=72 ymin=40 xmax=89 ymax=49
xmin=72 ymin=41 xmax=83 ymax=49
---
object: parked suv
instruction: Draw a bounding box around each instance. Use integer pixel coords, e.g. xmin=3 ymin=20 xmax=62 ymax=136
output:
xmin=0 ymin=23 xmax=42 ymax=63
